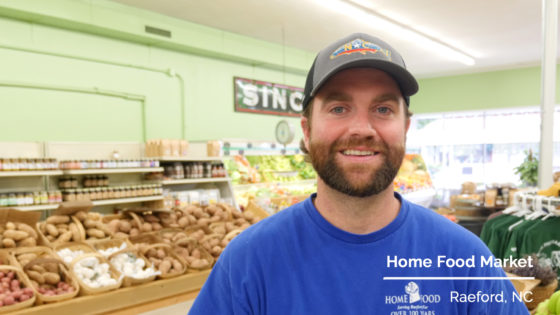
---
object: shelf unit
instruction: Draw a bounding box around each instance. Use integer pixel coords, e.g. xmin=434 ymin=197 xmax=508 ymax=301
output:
xmin=62 ymin=167 xmax=163 ymax=175
xmin=91 ymin=195 xmax=163 ymax=206
xmin=158 ymin=157 xmax=237 ymax=209
xmin=162 ymin=177 xmax=230 ymax=185
xmin=0 ymin=171 xmax=63 ymax=177
xmin=7 ymin=204 xmax=59 ymax=211
xmin=158 ymin=156 xmax=223 ymax=162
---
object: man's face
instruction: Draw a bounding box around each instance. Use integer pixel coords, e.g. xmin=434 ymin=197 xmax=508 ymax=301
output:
xmin=301 ymin=68 xmax=410 ymax=197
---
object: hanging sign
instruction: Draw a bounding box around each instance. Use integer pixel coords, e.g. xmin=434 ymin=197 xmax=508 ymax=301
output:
xmin=234 ymin=77 xmax=304 ymax=117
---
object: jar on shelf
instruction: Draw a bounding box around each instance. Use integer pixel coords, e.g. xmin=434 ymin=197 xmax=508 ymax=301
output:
xmin=0 ymin=194 xmax=8 ymax=207
xmin=40 ymin=191 xmax=48 ymax=204
xmin=25 ymin=192 xmax=34 ymax=205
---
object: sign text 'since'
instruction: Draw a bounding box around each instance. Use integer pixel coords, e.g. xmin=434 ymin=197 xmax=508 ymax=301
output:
xmin=234 ymin=77 xmax=303 ymax=117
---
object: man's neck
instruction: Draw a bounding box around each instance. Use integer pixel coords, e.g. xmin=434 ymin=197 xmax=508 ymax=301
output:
xmin=313 ymin=179 xmax=401 ymax=235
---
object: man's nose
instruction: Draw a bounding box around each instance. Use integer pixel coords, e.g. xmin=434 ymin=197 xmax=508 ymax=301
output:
xmin=347 ymin=112 xmax=377 ymax=138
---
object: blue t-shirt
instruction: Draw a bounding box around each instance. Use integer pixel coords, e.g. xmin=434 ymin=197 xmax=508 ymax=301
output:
xmin=190 ymin=193 xmax=529 ymax=314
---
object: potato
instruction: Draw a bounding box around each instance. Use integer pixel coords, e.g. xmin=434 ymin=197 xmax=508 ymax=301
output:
xmin=2 ymin=239 xmax=15 ymax=248
xmin=119 ymin=220 xmax=131 ymax=233
xmin=15 ymin=223 xmax=37 ymax=239
xmin=3 ymin=230 xmax=28 ymax=241
xmin=86 ymin=228 xmax=105 ymax=239
xmin=31 ymin=265 xmax=46 ymax=273
xmin=156 ymin=249 xmax=165 ymax=259
xmin=69 ymin=223 xmax=81 ymax=241
xmin=114 ymin=232 xmax=128 ymax=239
xmin=87 ymin=212 xmax=101 ymax=220
xmin=171 ymin=259 xmax=182 ymax=272
xmin=141 ymin=223 xmax=152 ymax=232
xmin=74 ymin=211 xmax=88 ymax=221
xmin=192 ymin=248 xmax=201 ymax=259
xmin=17 ymin=253 xmax=37 ymax=262
xmin=18 ymin=237 xmax=36 ymax=247
xmin=190 ymin=259 xmax=209 ymax=269
xmin=43 ymin=272 xmax=60 ymax=285
xmin=54 ymin=231 xmax=72 ymax=243
xmin=27 ymin=271 xmax=44 ymax=284
xmin=5 ymin=222 xmax=15 ymax=230
xmin=45 ymin=224 xmax=59 ymax=237
xmin=107 ymin=220 xmax=120 ymax=233
xmin=46 ymin=215 xmax=70 ymax=225
xmin=152 ymin=223 xmax=162 ymax=231
xmin=158 ymin=260 xmax=171 ymax=274
xmin=83 ymin=219 xmax=97 ymax=229
xmin=144 ymin=215 xmax=159 ymax=223
xmin=178 ymin=217 xmax=189 ymax=228
xmin=197 ymin=218 xmax=210 ymax=227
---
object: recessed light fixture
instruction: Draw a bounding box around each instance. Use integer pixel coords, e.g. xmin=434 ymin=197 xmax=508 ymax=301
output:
xmin=314 ymin=0 xmax=476 ymax=66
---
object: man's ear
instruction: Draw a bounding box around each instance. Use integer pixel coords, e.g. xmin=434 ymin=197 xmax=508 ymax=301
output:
xmin=405 ymin=117 xmax=411 ymax=134
xmin=301 ymin=116 xmax=310 ymax=152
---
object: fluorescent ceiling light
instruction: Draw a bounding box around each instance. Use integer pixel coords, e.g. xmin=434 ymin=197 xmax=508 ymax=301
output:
xmin=314 ymin=0 xmax=476 ymax=66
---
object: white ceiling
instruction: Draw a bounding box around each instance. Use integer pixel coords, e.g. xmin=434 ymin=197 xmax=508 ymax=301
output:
xmin=111 ymin=0 xmax=559 ymax=78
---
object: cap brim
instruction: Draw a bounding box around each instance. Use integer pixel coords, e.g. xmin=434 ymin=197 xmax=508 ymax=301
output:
xmin=310 ymin=59 xmax=419 ymax=98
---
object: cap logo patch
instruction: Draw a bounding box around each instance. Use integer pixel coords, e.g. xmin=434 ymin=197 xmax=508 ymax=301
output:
xmin=330 ymin=38 xmax=391 ymax=60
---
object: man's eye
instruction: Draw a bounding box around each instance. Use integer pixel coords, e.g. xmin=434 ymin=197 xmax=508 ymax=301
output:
xmin=376 ymin=106 xmax=392 ymax=114
xmin=331 ymin=106 xmax=345 ymax=114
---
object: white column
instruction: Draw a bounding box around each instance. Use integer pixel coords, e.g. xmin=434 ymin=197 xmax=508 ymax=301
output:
xmin=538 ymin=0 xmax=558 ymax=189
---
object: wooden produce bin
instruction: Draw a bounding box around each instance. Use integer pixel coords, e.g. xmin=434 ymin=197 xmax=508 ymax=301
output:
xmin=10 ymin=269 xmax=210 ymax=315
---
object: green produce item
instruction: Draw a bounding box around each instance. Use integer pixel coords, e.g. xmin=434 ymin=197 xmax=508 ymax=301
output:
xmin=535 ymin=298 xmax=549 ymax=314
xmin=548 ymin=290 xmax=560 ymax=314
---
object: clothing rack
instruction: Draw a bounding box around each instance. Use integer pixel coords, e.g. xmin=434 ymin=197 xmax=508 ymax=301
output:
xmin=504 ymin=190 xmax=560 ymax=217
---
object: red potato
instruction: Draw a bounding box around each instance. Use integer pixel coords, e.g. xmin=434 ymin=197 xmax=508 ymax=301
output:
xmin=3 ymin=296 xmax=14 ymax=305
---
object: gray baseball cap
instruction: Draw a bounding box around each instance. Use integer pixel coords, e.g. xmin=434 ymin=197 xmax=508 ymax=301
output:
xmin=301 ymin=33 xmax=418 ymax=109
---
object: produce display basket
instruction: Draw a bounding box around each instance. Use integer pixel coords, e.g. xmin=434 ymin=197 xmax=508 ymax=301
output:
xmin=107 ymin=247 xmax=157 ymax=287
xmin=525 ymin=278 xmax=558 ymax=310
xmin=36 ymin=216 xmax=85 ymax=248
xmin=70 ymin=253 xmax=122 ymax=296
xmin=138 ymin=243 xmax=186 ymax=279
xmin=89 ymin=238 xmax=134 ymax=258
xmin=0 ymin=265 xmax=36 ymax=313
xmin=22 ymin=257 xmax=79 ymax=305
xmin=52 ymin=242 xmax=96 ymax=266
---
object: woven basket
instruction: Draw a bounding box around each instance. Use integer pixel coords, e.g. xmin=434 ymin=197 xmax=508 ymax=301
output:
xmin=107 ymin=247 xmax=157 ymax=287
xmin=0 ymin=265 xmax=36 ymax=313
xmin=10 ymin=246 xmax=58 ymax=267
xmin=70 ymin=253 xmax=122 ymax=296
xmin=22 ymin=257 xmax=79 ymax=305
xmin=36 ymin=216 xmax=85 ymax=248
xmin=52 ymin=242 xmax=96 ymax=267
xmin=526 ymin=278 xmax=558 ymax=310
xmin=89 ymin=238 xmax=133 ymax=258
xmin=138 ymin=243 xmax=186 ymax=279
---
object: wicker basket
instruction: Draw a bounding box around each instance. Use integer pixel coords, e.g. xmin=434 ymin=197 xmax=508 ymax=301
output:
xmin=10 ymin=246 xmax=58 ymax=267
xmin=525 ymin=278 xmax=558 ymax=310
xmin=70 ymin=253 xmax=122 ymax=296
xmin=89 ymin=238 xmax=133 ymax=258
xmin=52 ymin=242 xmax=96 ymax=267
xmin=36 ymin=216 xmax=85 ymax=248
xmin=107 ymin=247 xmax=157 ymax=287
xmin=138 ymin=243 xmax=186 ymax=279
xmin=0 ymin=265 xmax=36 ymax=313
xmin=22 ymin=257 xmax=79 ymax=305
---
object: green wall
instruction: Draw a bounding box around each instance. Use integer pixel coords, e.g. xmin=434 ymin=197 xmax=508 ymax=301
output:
xmin=0 ymin=0 xmax=557 ymax=143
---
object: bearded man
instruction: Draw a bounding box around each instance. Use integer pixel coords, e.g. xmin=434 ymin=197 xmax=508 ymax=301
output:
xmin=190 ymin=33 xmax=528 ymax=315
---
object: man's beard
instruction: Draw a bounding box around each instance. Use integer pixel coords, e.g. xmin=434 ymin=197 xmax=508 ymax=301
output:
xmin=308 ymin=136 xmax=404 ymax=197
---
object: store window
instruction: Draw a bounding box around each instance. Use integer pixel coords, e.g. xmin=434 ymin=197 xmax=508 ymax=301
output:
xmin=407 ymin=106 xmax=560 ymax=192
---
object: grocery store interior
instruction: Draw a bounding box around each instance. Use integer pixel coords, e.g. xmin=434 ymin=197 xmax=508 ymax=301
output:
xmin=0 ymin=0 xmax=559 ymax=314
